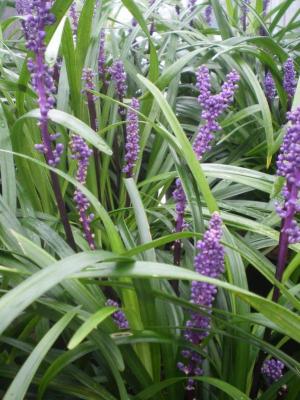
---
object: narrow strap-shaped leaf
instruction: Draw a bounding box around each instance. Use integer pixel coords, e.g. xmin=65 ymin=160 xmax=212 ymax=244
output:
xmin=3 ymin=311 xmax=76 ymax=400
xmin=0 ymin=103 xmax=16 ymax=213
xmin=68 ymin=307 xmax=117 ymax=350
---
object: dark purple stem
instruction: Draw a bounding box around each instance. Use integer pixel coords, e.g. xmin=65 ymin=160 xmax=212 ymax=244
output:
xmin=186 ymin=390 xmax=195 ymax=400
xmin=273 ymin=228 xmax=289 ymax=302
xmin=173 ymin=241 xmax=182 ymax=266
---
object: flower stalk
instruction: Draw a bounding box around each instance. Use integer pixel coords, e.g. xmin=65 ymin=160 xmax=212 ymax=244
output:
xmin=17 ymin=0 xmax=76 ymax=250
xmin=178 ymin=213 xmax=225 ymax=392
xmin=193 ymin=66 xmax=240 ymax=160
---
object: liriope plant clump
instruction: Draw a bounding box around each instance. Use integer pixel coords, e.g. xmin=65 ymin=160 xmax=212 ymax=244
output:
xmin=0 ymin=1 xmax=299 ymax=399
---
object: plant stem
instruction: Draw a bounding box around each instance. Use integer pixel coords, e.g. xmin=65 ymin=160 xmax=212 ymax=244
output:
xmin=186 ymin=389 xmax=195 ymax=400
xmin=50 ymin=170 xmax=76 ymax=250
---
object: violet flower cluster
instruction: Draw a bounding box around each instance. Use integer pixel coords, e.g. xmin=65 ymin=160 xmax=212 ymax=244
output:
xmin=204 ymin=5 xmax=213 ymax=26
xmin=283 ymin=58 xmax=297 ymax=100
xmin=263 ymin=0 xmax=271 ymax=15
xmin=188 ymin=0 xmax=197 ymax=13
xmin=264 ymin=71 xmax=276 ymax=101
xmin=16 ymin=0 xmax=30 ymax=15
xmin=98 ymin=30 xmax=107 ymax=83
xmin=193 ymin=66 xmax=240 ymax=160
xmin=17 ymin=1 xmax=66 ymax=167
xmin=173 ymin=179 xmax=187 ymax=235
xmin=82 ymin=67 xmax=99 ymax=134
xmin=240 ymin=0 xmax=251 ymax=32
xmin=110 ymin=60 xmax=128 ymax=115
xmin=106 ymin=299 xmax=129 ymax=329
xmin=69 ymin=2 xmax=79 ymax=37
xmin=82 ymin=68 xmax=97 ymax=103
xmin=123 ymin=98 xmax=140 ymax=177
xmin=70 ymin=135 xmax=95 ymax=250
xmin=262 ymin=359 xmax=284 ymax=384
xmin=178 ymin=213 xmax=225 ymax=390
xmin=276 ymin=107 xmax=300 ymax=244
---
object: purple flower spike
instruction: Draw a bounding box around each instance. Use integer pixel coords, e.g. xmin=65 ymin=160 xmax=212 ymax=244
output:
xmin=123 ymin=98 xmax=140 ymax=177
xmin=173 ymin=179 xmax=187 ymax=234
xmin=110 ymin=60 xmax=127 ymax=101
xmin=283 ymin=58 xmax=297 ymax=100
xmin=193 ymin=66 xmax=239 ymax=160
xmin=276 ymin=107 xmax=300 ymax=244
xmin=82 ymin=67 xmax=97 ymax=102
xmin=178 ymin=213 xmax=225 ymax=388
xmin=240 ymin=0 xmax=250 ymax=32
xmin=262 ymin=359 xmax=284 ymax=383
xmin=70 ymin=135 xmax=95 ymax=250
xmin=98 ymin=30 xmax=107 ymax=83
xmin=106 ymin=299 xmax=129 ymax=329
xmin=22 ymin=1 xmax=55 ymax=54
xmin=187 ymin=213 xmax=224 ymax=341
xmin=263 ymin=0 xmax=270 ymax=15
xmin=69 ymin=2 xmax=79 ymax=37
xmin=188 ymin=0 xmax=197 ymax=13
xmin=264 ymin=71 xmax=276 ymax=101
xmin=16 ymin=1 xmax=66 ymax=167
xmin=204 ymin=5 xmax=213 ymax=26
xmin=172 ymin=178 xmax=187 ymax=266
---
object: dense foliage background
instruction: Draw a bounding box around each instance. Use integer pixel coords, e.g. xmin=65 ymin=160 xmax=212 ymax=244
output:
xmin=0 ymin=0 xmax=300 ymax=399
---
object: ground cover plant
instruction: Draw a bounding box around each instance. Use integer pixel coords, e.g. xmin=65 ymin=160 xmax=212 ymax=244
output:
xmin=0 ymin=0 xmax=300 ymax=399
